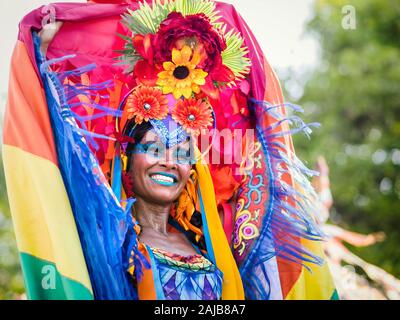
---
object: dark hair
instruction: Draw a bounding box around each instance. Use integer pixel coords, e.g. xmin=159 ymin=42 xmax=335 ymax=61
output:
xmin=125 ymin=121 xmax=153 ymax=172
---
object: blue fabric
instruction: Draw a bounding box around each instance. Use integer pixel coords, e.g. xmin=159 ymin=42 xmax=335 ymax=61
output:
xmin=237 ymin=99 xmax=325 ymax=300
xmin=198 ymin=190 xmax=216 ymax=264
xmin=34 ymin=32 xmax=148 ymax=300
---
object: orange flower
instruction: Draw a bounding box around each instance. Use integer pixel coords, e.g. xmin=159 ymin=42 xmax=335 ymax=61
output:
xmin=172 ymin=98 xmax=213 ymax=136
xmin=124 ymin=86 xmax=169 ymax=124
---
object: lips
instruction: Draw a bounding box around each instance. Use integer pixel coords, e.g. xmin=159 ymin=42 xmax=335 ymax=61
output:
xmin=149 ymin=172 xmax=178 ymax=185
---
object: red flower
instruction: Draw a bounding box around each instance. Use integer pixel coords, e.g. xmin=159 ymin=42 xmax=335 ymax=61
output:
xmin=133 ymin=60 xmax=160 ymax=86
xmin=133 ymin=34 xmax=154 ymax=64
xmin=122 ymin=172 xmax=135 ymax=198
xmin=131 ymin=13 xmax=234 ymax=92
xmin=132 ymin=34 xmax=160 ymax=85
xmin=114 ymin=132 xmax=135 ymax=144
xmin=124 ymin=86 xmax=169 ymax=124
xmin=207 ymin=54 xmax=235 ymax=83
xmin=172 ymin=98 xmax=213 ymax=136
xmin=154 ymin=12 xmax=227 ymax=75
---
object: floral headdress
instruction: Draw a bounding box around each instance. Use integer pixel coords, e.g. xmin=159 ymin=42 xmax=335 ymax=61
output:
xmin=111 ymin=0 xmax=252 ymax=250
xmin=115 ymin=0 xmax=251 ymax=147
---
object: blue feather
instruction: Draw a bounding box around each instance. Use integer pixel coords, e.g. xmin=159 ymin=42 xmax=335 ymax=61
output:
xmin=34 ymin=32 xmax=147 ymax=300
xmin=239 ymin=98 xmax=327 ymax=300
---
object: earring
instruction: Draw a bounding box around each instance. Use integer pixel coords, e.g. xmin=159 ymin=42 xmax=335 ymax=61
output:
xmin=122 ymin=171 xmax=135 ymax=198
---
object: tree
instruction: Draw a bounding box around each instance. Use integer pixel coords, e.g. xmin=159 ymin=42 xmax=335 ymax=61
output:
xmin=290 ymin=0 xmax=400 ymax=277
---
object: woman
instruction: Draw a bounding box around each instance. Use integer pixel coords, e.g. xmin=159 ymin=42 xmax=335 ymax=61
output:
xmin=3 ymin=0 xmax=336 ymax=300
xmin=124 ymin=120 xmax=225 ymax=300
xmin=113 ymin=80 xmax=245 ymax=299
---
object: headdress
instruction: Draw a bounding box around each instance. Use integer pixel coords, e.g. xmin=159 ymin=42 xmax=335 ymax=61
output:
xmin=113 ymin=0 xmax=251 ymax=151
xmin=117 ymin=84 xmax=215 ymax=149
xmin=110 ymin=0 xmax=252 ymax=213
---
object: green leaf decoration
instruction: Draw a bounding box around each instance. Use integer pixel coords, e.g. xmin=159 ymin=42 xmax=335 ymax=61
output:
xmin=121 ymin=1 xmax=171 ymax=35
xmin=122 ymin=0 xmax=223 ymax=36
xmin=221 ymin=28 xmax=252 ymax=81
xmin=172 ymin=0 xmax=222 ymax=27
xmin=115 ymin=32 xmax=141 ymax=73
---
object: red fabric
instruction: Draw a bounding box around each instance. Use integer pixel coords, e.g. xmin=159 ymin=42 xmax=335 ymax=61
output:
xmin=221 ymin=203 xmax=234 ymax=246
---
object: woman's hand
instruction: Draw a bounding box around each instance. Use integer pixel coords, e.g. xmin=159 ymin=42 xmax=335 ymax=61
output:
xmin=39 ymin=21 xmax=63 ymax=55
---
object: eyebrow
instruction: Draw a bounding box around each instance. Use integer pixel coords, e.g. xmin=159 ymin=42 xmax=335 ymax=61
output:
xmin=140 ymin=140 xmax=158 ymax=145
xmin=138 ymin=139 xmax=191 ymax=152
xmin=176 ymin=145 xmax=190 ymax=151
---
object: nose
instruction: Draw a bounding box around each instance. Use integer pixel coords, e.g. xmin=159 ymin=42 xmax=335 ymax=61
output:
xmin=157 ymin=149 xmax=178 ymax=169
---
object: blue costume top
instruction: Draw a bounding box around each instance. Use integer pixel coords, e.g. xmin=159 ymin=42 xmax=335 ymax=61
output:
xmin=146 ymin=245 xmax=223 ymax=300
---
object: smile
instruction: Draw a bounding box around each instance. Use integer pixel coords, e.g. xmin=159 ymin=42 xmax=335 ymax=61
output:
xmin=149 ymin=172 xmax=178 ymax=187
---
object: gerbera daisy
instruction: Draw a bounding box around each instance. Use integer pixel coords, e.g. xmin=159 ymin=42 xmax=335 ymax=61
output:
xmin=157 ymin=46 xmax=208 ymax=99
xmin=124 ymin=86 xmax=169 ymax=124
xmin=172 ymin=98 xmax=213 ymax=136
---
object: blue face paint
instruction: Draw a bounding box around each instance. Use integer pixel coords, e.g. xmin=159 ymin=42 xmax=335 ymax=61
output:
xmin=133 ymin=142 xmax=196 ymax=165
xmin=151 ymin=180 xmax=176 ymax=187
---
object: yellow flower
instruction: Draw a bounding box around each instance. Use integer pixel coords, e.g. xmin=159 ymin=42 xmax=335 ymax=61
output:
xmin=157 ymin=45 xmax=208 ymax=99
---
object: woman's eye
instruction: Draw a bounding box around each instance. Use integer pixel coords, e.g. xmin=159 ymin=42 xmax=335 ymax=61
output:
xmin=152 ymin=147 xmax=160 ymax=156
xmin=145 ymin=144 xmax=161 ymax=157
xmin=135 ymin=143 xmax=162 ymax=157
xmin=175 ymin=148 xmax=192 ymax=163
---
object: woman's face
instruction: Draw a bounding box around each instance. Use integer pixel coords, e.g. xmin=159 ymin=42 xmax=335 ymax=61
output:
xmin=129 ymin=129 xmax=193 ymax=205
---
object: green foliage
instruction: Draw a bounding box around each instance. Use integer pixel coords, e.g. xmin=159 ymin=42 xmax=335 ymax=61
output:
xmin=173 ymin=0 xmax=221 ymax=25
xmin=122 ymin=1 xmax=171 ymax=35
xmin=290 ymin=0 xmax=400 ymax=276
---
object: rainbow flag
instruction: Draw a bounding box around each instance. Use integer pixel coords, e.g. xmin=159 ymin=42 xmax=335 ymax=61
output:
xmin=3 ymin=39 xmax=93 ymax=300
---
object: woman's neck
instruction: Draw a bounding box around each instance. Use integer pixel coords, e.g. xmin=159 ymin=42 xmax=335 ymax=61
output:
xmin=133 ymin=198 xmax=171 ymax=235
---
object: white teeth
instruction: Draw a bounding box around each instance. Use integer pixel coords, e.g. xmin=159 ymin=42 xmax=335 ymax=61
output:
xmin=150 ymin=174 xmax=175 ymax=183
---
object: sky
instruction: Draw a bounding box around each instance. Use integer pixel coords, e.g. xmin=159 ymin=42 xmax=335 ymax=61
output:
xmin=0 ymin=0 xmax=318 ymax=99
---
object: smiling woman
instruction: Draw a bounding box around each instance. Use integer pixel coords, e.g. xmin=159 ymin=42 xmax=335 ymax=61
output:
xmin=127 ymin=127 xmax=225 ymax=299
xmin=113 ymin=87 xmax=227 ymax=299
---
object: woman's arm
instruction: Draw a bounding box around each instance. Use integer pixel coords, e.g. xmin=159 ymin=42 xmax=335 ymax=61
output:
xmin=38 ymin=21 xmax=63 ymax=55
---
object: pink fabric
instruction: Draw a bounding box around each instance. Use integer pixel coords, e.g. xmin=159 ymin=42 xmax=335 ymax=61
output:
xmin=18 ymin=2 xmax=131 ymax=81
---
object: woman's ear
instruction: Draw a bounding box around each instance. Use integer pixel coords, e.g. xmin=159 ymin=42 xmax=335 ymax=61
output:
xmin=122 ymin=171 xmax=135 ymax=198
xmin=190 ymin=168 xmax=198 ymax=183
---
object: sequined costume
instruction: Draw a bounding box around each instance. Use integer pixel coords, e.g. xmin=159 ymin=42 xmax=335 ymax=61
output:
xmin=146 ymin=246 xmax=223 ymax=300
